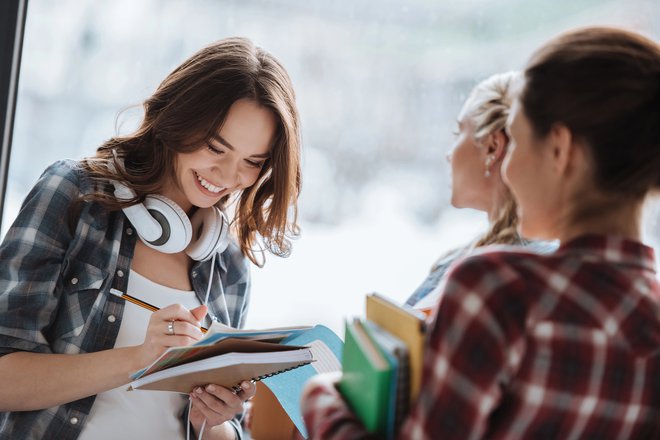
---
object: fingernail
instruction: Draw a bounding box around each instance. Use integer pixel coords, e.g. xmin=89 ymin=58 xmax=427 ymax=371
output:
xmin=206 ymin=385 xmax=215 ymax=392
xmin=242 ymin=381 xmax=251 ymax=390
xmin=195 ymin=387 xmax=203 ymax=394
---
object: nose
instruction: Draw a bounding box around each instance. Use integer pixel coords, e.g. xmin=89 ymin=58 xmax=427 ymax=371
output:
xmin=213 ymin=158 xmax=241 ymax=189
xmin=446 ymin=145 xmax=455 ymax=164
xmin=225 ymin=167 xmax=241 ymax=189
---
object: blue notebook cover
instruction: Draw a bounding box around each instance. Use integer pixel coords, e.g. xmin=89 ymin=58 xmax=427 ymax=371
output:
xmin=262 ymin=325 xmax=343 ymax=439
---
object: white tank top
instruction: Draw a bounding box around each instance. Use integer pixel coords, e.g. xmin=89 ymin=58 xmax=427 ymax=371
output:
xmin=78 ymin=270 xmax=201 ymax=440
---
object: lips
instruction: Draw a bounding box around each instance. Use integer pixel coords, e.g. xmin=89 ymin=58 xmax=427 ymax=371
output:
xmin=194 ymin=171 xmax=226 ymax=195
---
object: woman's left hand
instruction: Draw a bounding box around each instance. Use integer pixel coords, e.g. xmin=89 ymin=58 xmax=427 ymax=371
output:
xmin=189 ymin=380 xmax=257 ymax=434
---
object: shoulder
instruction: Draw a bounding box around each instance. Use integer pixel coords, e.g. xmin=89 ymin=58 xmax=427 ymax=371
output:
xmin=16 ymin=160 xmax=91 ymax=217
xmin=430 ymin=244 xmax=471 ymax=271
xmin=442 ymin=246 xmax=556 ymax=309
xmin=468 ymin=243 xmax=556 ymax=268
xmin=32 ymin=159 xmax=92 ymax=198
xmin=39 ymin=159 xmax=83 ymax=181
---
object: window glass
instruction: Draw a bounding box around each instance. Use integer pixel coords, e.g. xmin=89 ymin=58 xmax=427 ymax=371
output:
xmin=5 ymin=0 xmax=660 ymax=333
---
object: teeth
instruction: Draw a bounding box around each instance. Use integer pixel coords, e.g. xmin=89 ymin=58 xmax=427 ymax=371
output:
xmin=196 ymin=173 xmax=225 ymax=193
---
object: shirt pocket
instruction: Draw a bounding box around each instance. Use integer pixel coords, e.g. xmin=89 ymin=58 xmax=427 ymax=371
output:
xmin=53 ymin=258 xmax=109 ymax=342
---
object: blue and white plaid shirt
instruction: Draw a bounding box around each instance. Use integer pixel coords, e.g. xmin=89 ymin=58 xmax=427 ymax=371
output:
xmin=0 ymin=160 xmax=251 ymax=439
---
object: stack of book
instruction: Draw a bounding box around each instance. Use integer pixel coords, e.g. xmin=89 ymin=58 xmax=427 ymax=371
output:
xmin=129 ymin=323 xmax=319 ymax=393
xmin=338 ymin=293 xmax=428 ymax=439
xmin=128 ymin=322 xmax=344 ymax=440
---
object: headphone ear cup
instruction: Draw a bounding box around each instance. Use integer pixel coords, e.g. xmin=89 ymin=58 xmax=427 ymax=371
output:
xmin=141 ymin=195 xmax=193 ymax=253
xmin=186 ymin=206 xmax=230 ymax=261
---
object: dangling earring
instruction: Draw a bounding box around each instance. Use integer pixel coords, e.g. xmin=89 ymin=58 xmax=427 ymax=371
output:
xmin=484 ymin=155 xmax=494 ymax=178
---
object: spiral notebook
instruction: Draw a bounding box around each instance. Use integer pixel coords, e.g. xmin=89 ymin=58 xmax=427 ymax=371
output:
xmin=129 ymin=338 xmax=313 ymax=393
xmin=131 ymin=322 xmax=312 ymax=380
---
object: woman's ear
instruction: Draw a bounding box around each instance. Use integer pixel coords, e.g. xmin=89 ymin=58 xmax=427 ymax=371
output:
xmin=486 ymin=129 xmax=508 ymax=162
xmin=548 ymin=123 xmax=574 ymax=176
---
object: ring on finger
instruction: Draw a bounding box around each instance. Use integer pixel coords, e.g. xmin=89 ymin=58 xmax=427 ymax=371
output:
xmin=167 ymin=320 xmax=175 ymax=336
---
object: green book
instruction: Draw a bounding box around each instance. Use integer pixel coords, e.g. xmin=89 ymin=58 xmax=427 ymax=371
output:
xmin=339 ymin=318 xmax=392 ymax=437
xmin=362 ymin=320 xmax=409 ymax=439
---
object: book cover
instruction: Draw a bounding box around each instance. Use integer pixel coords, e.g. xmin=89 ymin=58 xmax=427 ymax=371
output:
xmin=365 ymin=293 xmax=426 ymax=403
xmin=132 ymin=323 xmax=312 ymax=379
xmin=259 ymin=325 xmax=343 ymax=439
xmin=129 ymin=342 xmax=313 ymax=393
xmin=362 ymin=320 xmax=410 ymax=439
xmin=339 ymin=318 xmax=392 ymax=437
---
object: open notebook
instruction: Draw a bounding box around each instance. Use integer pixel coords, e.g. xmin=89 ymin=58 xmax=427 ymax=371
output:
xmin=129 ymin=323 xmax=314 ymax=393
xmin=129 ymin=341 xmax=313 ymax=393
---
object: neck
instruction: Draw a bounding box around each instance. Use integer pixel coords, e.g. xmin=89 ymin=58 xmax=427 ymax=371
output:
xmin=558 ymin=196 xmax=643 ymax=243
xmin=160 ymin=182 xmax=193 ymax=214
xmin=486 ymin=177 xmax=511 ymax=222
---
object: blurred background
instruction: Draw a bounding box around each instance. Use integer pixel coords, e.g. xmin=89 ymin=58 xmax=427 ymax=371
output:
xmin=3 ymin=0 xmax=660 ymax=334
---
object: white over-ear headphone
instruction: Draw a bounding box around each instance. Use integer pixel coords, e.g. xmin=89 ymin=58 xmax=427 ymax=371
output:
xmin=112 ymin=171 xmax=230 ymax=262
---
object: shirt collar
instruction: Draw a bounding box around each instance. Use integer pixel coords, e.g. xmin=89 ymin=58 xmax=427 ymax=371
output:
xmin=558 ymin=234 xmax=657 ymax=274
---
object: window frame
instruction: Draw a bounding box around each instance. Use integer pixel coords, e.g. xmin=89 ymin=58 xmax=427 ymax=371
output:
xmin=0 ymin=0 xmax=28 ymax=231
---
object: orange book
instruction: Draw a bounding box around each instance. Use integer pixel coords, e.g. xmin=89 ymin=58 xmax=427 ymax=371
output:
xmin=365 ymin=293 xmax=427 ymax=403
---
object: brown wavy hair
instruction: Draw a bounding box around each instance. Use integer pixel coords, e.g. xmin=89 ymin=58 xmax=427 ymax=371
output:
xmin=522 ymin=27 xmax=660 ymax=198
xmin=81 ymin=37 xmax=301 ymax=266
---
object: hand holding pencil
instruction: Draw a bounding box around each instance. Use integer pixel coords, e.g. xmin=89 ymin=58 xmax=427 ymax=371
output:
xmin=110 ymin=288 xmax=209 ymax=334
xmin=133 ymin=303 xmax=209 ymax=370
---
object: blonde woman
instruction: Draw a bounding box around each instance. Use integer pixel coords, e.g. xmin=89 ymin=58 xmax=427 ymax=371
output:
xmin=406 ymin=71 xmax=555 ymax=310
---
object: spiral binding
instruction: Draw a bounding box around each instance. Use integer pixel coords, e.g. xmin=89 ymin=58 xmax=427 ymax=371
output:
xmin=229 ymin=361 xmax=311 ymax=393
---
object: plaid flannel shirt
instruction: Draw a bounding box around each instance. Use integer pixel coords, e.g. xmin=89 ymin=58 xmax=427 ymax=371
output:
xmin=0 ymin=160 xmax=251 ymax=440
xmin=303 ymin=235 xmax=660 ymax=439
xmin=405 ymin=240 xmax=557 ymax=309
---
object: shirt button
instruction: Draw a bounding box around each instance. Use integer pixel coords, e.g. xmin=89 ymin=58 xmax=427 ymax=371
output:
xmin=71 ymin=278 xmax=78 ymax=285
xmin=192 ymin=271 xmax=197 ymax=278
xmin=126 ymin=227 xmax=133 ymax=235
xmin=70 ymin=417 xmax=79 ymax=425
xmin=107 ymin=315 xmax=116 ymax=323
xmin=117 ymin=270 xmax=124 ymax=278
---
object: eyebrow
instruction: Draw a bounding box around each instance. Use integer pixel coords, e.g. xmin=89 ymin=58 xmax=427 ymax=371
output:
xmin=210 ymin=134 xmax=271 ymax=159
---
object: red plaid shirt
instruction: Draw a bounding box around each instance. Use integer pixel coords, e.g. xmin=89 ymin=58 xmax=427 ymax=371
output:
xmin=302 ymin=235 xmax=660 ymax=439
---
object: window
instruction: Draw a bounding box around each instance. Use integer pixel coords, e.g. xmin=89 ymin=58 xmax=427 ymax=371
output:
xmin=4 ymin=0 xmax=659 ymax=333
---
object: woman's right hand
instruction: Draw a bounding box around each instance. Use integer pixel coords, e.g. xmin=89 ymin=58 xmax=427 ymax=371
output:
xmin=135 ymin=304 xmax=208 ymax=368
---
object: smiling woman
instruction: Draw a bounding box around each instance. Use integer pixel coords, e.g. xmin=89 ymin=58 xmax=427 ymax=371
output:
xmin=86 ymin=38 xmax=302 ymax=267
xmin=0 ymin=37 xmax=301 ymax=440
xmin=175 ymin=99 xmax=276 ymax=211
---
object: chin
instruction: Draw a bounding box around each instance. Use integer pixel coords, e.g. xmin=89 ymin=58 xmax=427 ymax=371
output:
xmin=192 ymin=198 xmax=220 ymax=209
xmin=450 ymin=194 xmax=467 ymax=209
xmin=184 ymin=191 xmax=217 ymax=210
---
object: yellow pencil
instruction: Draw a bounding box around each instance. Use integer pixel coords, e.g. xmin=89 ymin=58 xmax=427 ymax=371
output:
xmin=110 ymin=288 xmax=208 ymax=333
